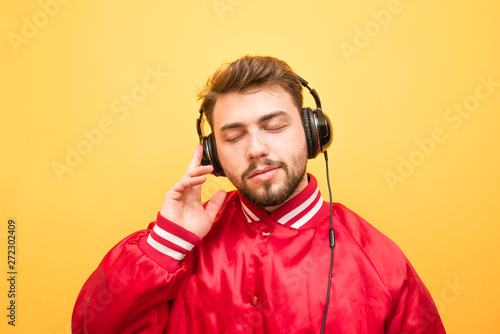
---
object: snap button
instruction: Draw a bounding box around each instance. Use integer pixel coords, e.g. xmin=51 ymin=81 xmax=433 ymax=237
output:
xmin=249 ymin=295 xmax=259 ymax=306
xmin=261 ymin=224 xmax=270 ymax=237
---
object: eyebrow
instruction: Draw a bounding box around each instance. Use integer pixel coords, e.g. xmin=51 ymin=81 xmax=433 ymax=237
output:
xmin=219 ymin=110 xmax=289 ymax=132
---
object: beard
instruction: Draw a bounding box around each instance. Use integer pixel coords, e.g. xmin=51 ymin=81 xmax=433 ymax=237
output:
xmin=225 ymin=154 xmax=307 ymax=209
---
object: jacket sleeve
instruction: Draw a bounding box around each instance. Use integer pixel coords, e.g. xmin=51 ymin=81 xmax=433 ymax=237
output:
xmin=385 ymin=261 xmax=446 ymax=334
xmin=72 ymin=212 xmax=202 ymax=334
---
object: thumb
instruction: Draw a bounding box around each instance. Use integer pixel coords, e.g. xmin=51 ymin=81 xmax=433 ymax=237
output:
xmin=205 ymin=190 xmax=227 ymax=221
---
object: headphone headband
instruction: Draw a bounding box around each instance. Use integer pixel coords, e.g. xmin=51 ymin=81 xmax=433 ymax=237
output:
xmin=297 ymin=75 xmax=322 ymax=110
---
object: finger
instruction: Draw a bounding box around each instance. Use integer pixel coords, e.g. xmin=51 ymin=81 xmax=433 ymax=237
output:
xmin=204 ymin=190 xmax=227 ymax=221
xmin=170 ymin=165 xmax=213 ymax=196
xmin=186 ymin=145 xmax=204 ymax=170
xmin=170 ymin=175 xmax=207 ymax=194
xmin=184 ymin=165 xmax=213 ymax=179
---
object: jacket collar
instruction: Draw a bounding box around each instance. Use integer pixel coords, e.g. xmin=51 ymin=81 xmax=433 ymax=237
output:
xmin=238 ymin=174 xmax=324 ymax=229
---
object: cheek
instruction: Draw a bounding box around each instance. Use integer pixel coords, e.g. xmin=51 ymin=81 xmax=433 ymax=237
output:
xmin=217 ymin=145 xmax=241 ymax=169
xmin=278 ymin=126 xmax=307 ymax=149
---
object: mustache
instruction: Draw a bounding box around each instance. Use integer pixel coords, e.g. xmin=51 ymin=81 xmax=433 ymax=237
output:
xmin=241 ymin=159 xmax=288 ymax=180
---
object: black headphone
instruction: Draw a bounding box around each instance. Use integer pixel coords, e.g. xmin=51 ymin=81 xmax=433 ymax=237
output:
xmin=196 ymin=75 xmax=333 ymax=177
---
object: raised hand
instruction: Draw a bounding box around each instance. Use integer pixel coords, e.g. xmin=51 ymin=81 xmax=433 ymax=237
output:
xmin=160 ymin=145 xmax=227 ymax=238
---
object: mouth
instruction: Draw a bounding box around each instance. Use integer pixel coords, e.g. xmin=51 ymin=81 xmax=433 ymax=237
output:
xmin=247 ymin=166 xmax=280 ymax=182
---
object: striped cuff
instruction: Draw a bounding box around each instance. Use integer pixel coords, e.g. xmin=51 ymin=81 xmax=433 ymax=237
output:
xmin=140 ymin=212 xmax=202 ymax=271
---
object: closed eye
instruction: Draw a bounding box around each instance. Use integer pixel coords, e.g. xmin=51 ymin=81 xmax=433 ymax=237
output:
xmin=260 ymin=111 xmax=290 ymax=132
xmin=225 ymin=136 xmax=241 ymax=142
xmin=266 ymin=125 xmax=287 ymax=132
xmin=224 ymin=132 xmax=245 ymax=142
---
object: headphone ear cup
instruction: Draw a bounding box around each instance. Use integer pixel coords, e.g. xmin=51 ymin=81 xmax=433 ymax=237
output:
xmin=200 ymin=135 xmax=212 ymax=167
xmin=206 ymin=134 xmax=225 ymax=177
xmin=302 ymin=107 xmax=318 ymax=159
xmin=317 ymin=111 xmax=333 ymax=154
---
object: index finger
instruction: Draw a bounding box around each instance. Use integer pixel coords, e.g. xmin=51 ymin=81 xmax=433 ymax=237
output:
xmin=186 ymin=145 xmax=204 ymax=170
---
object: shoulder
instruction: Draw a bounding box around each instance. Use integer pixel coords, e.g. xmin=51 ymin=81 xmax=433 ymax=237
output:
xmin=333 ymin=203 xmax=405 ymax=257
xmin=332 ymin=203 xmax=418 ymax=286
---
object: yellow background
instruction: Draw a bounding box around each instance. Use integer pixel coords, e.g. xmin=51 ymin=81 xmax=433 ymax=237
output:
xmin=1 ymin=0 xmax=499 ymax=333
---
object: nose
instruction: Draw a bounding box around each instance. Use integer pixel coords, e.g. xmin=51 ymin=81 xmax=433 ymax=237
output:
xmin=247 ymin=132 xmax=268 ymax=160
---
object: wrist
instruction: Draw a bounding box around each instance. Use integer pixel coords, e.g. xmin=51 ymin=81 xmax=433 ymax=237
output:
xmin=146 ymin=212 xmax=202 ymax=262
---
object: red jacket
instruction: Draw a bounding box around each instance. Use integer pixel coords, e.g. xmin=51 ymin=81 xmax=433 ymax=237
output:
xmin=72 ymin=175 xmax=445 ymax=333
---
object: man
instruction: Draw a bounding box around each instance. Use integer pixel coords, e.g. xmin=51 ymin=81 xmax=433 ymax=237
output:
xmin=72 ymin=55 xmax=446 ymax=333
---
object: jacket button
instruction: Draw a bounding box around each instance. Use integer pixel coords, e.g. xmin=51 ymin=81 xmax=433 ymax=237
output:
xmin=249 ymin=295 xmax=259 ymax=306
xmin=261 ymin=228 xmax=270 ymax=237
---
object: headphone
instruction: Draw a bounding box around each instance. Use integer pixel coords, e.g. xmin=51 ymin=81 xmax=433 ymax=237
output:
xmin=196 ymin=75 xmax=333 ymax=177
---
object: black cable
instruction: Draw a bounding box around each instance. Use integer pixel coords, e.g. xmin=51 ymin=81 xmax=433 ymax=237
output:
xmin=320 ymin=150 xmax=336 ymax=334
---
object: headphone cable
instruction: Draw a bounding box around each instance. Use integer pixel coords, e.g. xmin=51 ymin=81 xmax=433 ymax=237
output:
xmin=320 ymin=150 xmax=336 ymax=334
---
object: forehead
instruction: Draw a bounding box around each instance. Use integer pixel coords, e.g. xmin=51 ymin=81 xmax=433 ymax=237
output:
xmin=212 ymin=85 xmax=300 ymax=131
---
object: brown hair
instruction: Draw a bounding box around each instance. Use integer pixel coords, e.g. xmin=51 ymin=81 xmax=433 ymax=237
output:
xmin=198 ymin=55 xmax=303 ymax=128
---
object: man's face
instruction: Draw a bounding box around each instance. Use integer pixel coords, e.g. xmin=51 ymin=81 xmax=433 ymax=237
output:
xmin=212 ymin=85 xmax=308 ymax=212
